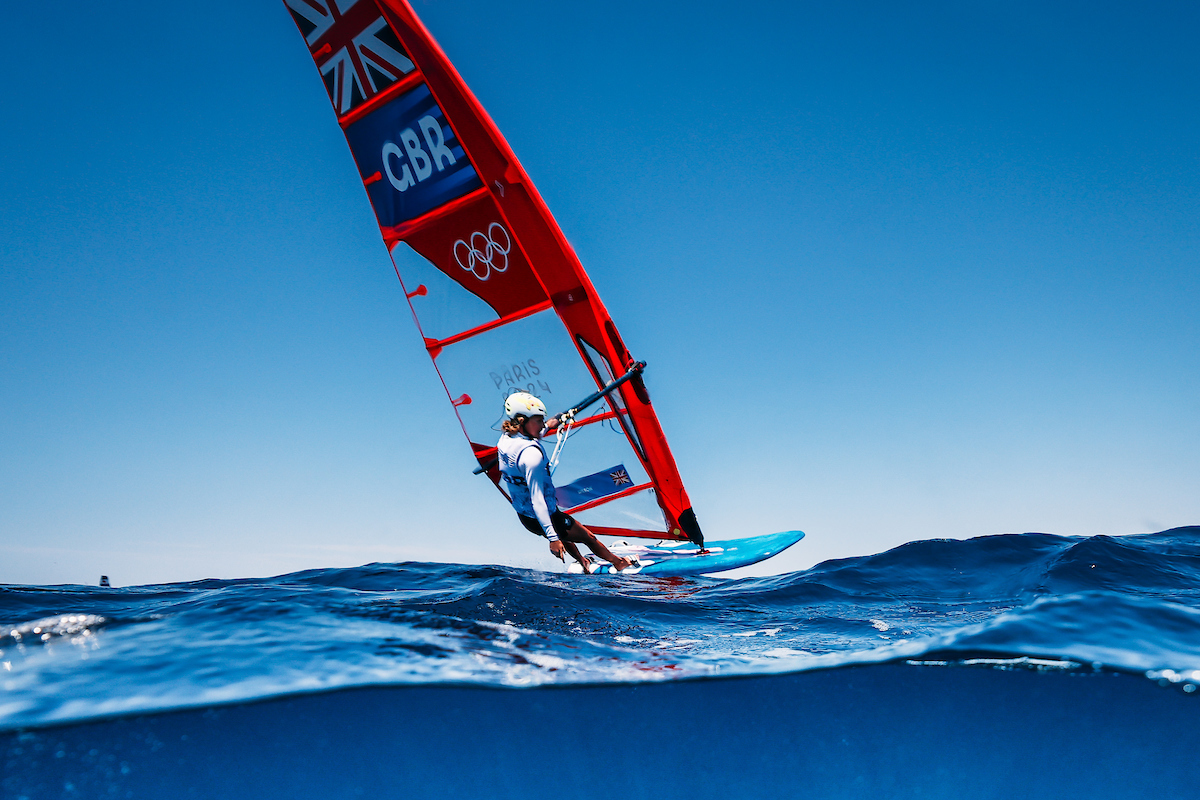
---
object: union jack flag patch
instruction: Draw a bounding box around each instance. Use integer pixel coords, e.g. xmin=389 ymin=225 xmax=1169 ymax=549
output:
xmin=610 ymin=469 xmax=632 ymax=486
xmin=286 ymin=0 xmax=417 ymax=116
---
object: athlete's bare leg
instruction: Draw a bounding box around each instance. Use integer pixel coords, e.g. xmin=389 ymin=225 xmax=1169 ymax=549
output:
xmin=550 ymin=539 xmax=592 ymax=572
xmin=564 ymin=522 xmax=632 ymax=571
xmin=561 ymin=539 xmax=591 ymax=572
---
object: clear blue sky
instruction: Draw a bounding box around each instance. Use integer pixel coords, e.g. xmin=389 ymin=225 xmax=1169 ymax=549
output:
xmin=3 ymin=1 xmax=1197 ymax=586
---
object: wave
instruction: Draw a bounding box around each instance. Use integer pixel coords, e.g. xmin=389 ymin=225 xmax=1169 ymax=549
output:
xmin=2 ymin=527 xmax=1199 ymax=730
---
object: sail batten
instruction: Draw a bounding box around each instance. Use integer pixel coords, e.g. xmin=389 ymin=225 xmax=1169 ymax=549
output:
xmin=380 ymin=186 xmax=489 ymax=242
xmin=563 ymin=483 xmax=655 ymax=517
xmin=423 ymin=300 xmax=555 ymax=353
xmin=336 ymin=69 xmax=426 ymax=128
xmin=287 ymin=0 xmax=705 ymax=545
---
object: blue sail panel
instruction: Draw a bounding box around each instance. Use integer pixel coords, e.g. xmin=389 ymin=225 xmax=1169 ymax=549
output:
xmin=344 ymin=83 xmax=482 ymax=228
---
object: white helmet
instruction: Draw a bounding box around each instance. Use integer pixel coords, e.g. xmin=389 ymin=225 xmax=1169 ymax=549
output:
xmin=504 ymin=391 xmax=547 ymax=420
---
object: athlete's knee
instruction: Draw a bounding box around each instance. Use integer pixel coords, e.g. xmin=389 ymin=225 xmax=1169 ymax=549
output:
xmin=550 ymin=511 xmax=583 ymax=541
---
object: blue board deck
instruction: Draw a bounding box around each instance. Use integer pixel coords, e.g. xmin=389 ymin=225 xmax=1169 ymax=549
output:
xmin=572 ymin=530 xmax=805 ymax=576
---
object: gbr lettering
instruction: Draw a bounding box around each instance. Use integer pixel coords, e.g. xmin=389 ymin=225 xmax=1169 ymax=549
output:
xmin=382 ymin=116 xmax=457 ymax=192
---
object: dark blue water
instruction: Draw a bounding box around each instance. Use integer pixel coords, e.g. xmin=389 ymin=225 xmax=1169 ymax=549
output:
xmin=4 ymin=528 xmax=1200 ymax=798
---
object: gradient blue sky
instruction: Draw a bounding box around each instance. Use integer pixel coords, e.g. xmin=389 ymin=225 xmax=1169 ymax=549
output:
xmin=3 ymin=1 xmax=1197 ymax=586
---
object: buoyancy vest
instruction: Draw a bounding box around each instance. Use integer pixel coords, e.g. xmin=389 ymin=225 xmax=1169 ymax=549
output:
xmin=496 ymin=432 xmax=559 ymax=540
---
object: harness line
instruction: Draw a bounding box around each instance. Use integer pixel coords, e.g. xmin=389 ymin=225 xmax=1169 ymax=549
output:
xmin=547 ymin=410 xmax=576 ymax=475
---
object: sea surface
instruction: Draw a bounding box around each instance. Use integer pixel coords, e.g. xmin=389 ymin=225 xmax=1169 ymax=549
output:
xmin=4 ymin=527 xmax=1200 ymax=799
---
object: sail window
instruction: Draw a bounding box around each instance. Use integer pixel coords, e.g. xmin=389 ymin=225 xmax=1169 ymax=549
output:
xmin=577 ymin=338 xmax=647 ymax=463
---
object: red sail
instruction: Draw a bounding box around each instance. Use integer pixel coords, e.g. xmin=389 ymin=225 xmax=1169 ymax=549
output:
xmin=285 ymin=0 xmax=703 ymax=544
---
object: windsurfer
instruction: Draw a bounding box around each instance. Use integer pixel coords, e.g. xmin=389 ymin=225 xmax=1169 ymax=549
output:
xmin=498 ymin=392 xmax=634 ymax=573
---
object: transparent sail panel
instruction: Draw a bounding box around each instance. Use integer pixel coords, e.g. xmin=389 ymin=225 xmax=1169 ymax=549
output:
xmin=573 ymin=488 xmax=669 ymax=534
xmin=578 ymin=338 xmax=647 ymax=462
xmin=547 ymin=414 xmax=649 ymax=491
xmin=578 ymin=338 xmax=615 ymax=382
xmin=391 ymin=242 xmax=499 ymax=341
xmin=433 ymin=309 xmax=598 ymax=443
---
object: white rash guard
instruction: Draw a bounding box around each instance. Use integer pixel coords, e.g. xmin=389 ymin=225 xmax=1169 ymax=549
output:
xmin=497 ymin=432 xmax=559 ymax=540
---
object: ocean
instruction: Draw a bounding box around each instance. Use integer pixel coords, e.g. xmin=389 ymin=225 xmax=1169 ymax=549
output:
xmin=4 ymin=527 xmax=1200 ymax=798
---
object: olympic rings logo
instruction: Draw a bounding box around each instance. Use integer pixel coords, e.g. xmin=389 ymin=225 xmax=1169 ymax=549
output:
xmin=453 ymin=222 xmax=511 ymax=281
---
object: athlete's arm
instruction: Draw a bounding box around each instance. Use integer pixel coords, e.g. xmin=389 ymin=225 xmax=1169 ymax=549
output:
xmin=519 ymin=446 xmax=558 ymax=541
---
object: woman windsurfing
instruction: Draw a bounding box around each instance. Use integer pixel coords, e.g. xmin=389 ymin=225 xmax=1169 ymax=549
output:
xmin=497 ymin=392 xmax=634 ymax=573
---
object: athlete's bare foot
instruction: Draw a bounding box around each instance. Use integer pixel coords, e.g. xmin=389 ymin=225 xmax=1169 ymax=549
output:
xmin=609 ymin=556 xmax=633 ymax=571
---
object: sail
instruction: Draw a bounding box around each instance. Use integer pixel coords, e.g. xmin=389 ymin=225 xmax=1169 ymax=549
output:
xmin=285 ymin=0 xmax=703 ymax=545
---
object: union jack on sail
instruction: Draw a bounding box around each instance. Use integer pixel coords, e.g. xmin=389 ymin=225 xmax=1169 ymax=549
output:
xmin=285 ymin=0 xmax=415 ymax=116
